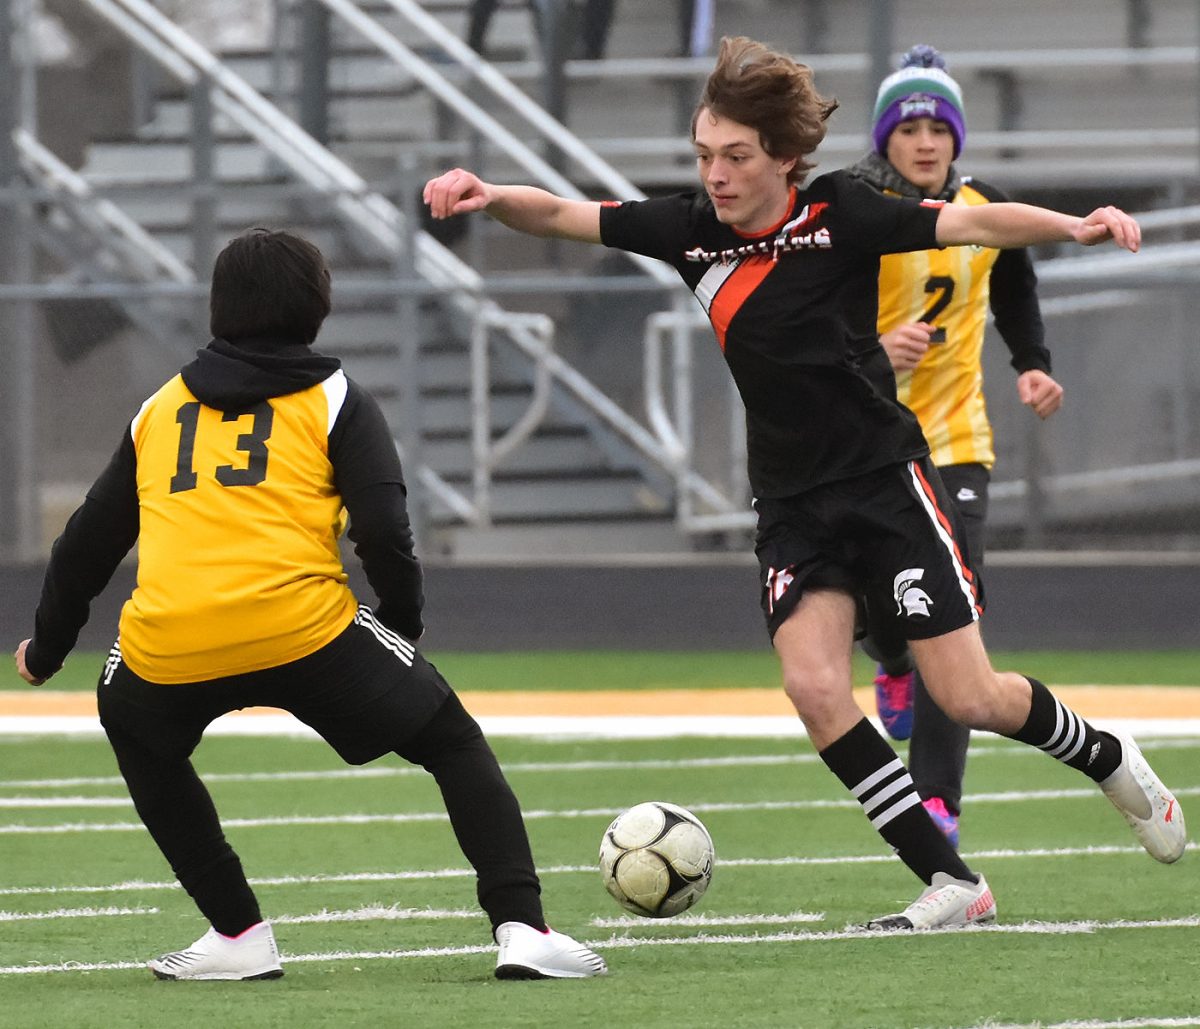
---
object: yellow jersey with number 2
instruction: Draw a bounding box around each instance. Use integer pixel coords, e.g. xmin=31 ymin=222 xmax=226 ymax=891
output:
xmin=877 ymin=182 xmax=1000 ymax=469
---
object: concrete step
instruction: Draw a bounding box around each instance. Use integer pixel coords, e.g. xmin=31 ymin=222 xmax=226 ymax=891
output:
xmin=439 ymin=516 xmax=695 ymax=558
xmin=424 ymin=469 xmax=669 ymax=523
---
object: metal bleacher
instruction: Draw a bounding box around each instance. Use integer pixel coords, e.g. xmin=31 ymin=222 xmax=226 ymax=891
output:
xmin=9 ymin=0 xmax=1200 ymax=561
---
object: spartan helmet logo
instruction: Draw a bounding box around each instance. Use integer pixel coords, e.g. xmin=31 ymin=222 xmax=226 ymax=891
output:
xmin=893 ymin=567 xmax=934 ymax=618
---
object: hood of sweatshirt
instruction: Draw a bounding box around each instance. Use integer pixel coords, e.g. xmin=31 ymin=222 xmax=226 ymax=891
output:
xmin=180 ymin=336 xmax=342 ymax=410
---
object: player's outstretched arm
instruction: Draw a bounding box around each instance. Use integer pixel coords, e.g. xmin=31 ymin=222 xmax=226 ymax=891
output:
xmin=423 ymin=168 xmax=603 ymax=243
xmin=936 ymin=202 xmax=1141 ymax=253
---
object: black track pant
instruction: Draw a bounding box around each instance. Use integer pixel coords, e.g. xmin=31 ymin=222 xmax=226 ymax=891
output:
xmin=97 ymin=613 xmax=544 ymax=937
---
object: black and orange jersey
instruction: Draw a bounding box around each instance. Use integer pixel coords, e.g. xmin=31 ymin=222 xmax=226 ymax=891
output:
xmin=877 ymin=178 xmax=1048 ymax=469
xmin=26 ymin=337 xmax=424 ymax=684
xmin=599 ymin=170 xmax=942 ymax=498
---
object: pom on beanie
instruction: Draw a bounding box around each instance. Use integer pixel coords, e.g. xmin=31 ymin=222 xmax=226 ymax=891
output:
xmin=872 ymin=45 xmax=965 ymax=158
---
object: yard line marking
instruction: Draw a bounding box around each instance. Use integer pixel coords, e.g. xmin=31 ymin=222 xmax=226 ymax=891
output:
xmin=0 ymin=906 xmax=157 ymax=922
xmin=0 ymin=842 xmax=1187 ymax=899
xmin=273 ymin=906 xmax=479 ymax=925
xmin=590 ymin=911 xmax=825 ymax=928
xmin=954 ymin=1020 xmax=1200 ymax=1029
xmin=1 ymin=915 xmax=1197 ymax=977
xmin=0 ymin=796 xmax=132 ymax=808
xmin=4 ymin=786 xmax=1199 ymax=826
xmin=3 ymin=738 xmax=1195 ymax=791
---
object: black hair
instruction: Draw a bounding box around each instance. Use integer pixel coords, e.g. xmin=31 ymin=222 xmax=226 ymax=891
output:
xmin=209 ymin=227 xmax=332 ymax=344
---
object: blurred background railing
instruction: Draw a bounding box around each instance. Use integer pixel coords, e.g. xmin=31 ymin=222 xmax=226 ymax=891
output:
xmin=4 ymin=0 xmax=1200 ymax=567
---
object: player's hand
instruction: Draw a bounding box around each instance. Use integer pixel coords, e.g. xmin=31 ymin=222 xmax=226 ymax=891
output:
xmin=1017 ymin=369 xmax=1064 ymax=419
xmin=1073 ymin=206 xmax=1141 ymax=252
xmin=879 ymin=323 xmax=934 ymax=372
xmin=14 ymin=639 xmax=48 ymax=686
xmin=423 ymin=168 xmax=493 ymax=220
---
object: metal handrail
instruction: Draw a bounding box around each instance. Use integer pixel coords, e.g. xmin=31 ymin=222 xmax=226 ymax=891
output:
xmin=72 ymin=0 xmax=745 ymax=533
xmin=14 ymin=129 xmax=194 ymax=285
xmin=317 ymin=0 xmax=678 ymax=293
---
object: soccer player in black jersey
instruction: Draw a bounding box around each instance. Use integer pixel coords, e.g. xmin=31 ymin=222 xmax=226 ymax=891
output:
xmin=425 ymin=36 xmax=1186 ymax=929
xmin=14 ymin=228 xmax=606 ymax=981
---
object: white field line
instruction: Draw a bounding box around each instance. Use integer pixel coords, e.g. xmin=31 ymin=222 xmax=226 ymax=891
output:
xmin=4 ymin=785 xmax=1199 ymax=825
xmin=3 ymin=716 xmax=1200 ymax=740
xmin=273 ymin=905 xmax=478 ymax=925
xmin=3 ymin=738 xmax=1197 ymax=792
xmin=956 ymin=1020 xmax=1200 ymax=1029
xmin=1 ymin=915 xmax=1198 ymax=977
xmin=590 ymin=910 xmax=825 ymax=928
xmin=0 ymin=906 xmax=157 ymax=922
xmin=0 ymin=842 xmax=1188 ymax=899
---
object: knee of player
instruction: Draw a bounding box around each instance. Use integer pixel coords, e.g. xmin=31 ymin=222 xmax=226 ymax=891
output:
xmin=930 ymin=675 xmax=1006 ymax=730
xmin=780 ymin=662 xmax=848 ymax=720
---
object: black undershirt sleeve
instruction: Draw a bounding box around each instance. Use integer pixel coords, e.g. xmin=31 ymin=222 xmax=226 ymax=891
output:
xmin=989 ymin=247 xmax=1051 ymax=374
xmin=330 ymin=380 xmax=425 ymax=641
xmin=26 ymin=430 xmax=140 ymax=680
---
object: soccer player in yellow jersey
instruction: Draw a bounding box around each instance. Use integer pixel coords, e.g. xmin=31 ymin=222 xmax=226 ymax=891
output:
xmin=13 ymin=228 xmax=605 ymax=982
xmin=849 ymin=46 xmax=1065 ymax=847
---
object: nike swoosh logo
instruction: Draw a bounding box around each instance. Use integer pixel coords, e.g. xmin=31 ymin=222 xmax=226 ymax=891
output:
xmin=1165 ymin=799 xmax=1176 ymax=823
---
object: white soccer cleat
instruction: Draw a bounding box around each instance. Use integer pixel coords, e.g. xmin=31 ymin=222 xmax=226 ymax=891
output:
xmin=1099 ymin=731 xmax=1187 ymax=864
xmin=493 ymin=921 xmax=608 ymax=980
xmin=148 ymin=921 xmax=284 ymax=981
xmin=865 ymin=872 xmax=996 ymax=931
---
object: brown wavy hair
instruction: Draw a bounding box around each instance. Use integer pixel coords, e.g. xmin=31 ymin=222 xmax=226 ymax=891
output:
xmin=692 ymin=36 xmax=839 ymax=185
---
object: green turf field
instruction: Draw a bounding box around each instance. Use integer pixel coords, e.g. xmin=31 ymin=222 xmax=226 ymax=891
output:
xmin=1 ymin=721 xmax=1197 ymax=1028
xmin=10 ymin=647 xmax=1200 ymax=693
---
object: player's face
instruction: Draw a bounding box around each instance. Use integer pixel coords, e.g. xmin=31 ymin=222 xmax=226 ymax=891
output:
xmin=693 ymin=108 xmax=797 ymax=234
xmin=885 ymin=118 xmax=955 ymax=194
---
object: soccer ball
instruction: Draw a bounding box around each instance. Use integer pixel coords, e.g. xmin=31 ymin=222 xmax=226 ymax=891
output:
xmin=599 ymin=801 xmax=714 ymax=918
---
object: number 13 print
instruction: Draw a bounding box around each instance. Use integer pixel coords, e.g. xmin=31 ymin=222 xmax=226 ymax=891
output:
xmin=170 ymin=400 xmax=275 ymax=493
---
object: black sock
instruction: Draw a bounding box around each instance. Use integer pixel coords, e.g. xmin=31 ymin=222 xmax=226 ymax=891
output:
xmin=1007 ymin=677 xmax=1121 ymax=782
xmin=819 ymin=719 xmax=975 ymax=885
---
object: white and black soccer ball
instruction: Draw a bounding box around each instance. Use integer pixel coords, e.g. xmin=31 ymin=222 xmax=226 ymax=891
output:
xmin=599 ymin=801 xmax=714 ymax=918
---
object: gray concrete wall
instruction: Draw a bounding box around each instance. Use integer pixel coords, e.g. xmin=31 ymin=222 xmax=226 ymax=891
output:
xmin=4 ymin=556 xmax=1199 ymax=656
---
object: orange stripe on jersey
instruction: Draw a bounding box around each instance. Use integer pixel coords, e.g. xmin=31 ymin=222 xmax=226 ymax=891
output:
xmin=910 ymin=461 xmax=983 ymax=614
xmin=707 ymin=256 xmax=775 ymax=351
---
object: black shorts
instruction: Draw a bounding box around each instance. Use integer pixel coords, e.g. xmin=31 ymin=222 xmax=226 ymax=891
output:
xmin=754 ymin=457 xmax=984 ymax=641
xmin=96 ymin=606 xmax=452 ymax=766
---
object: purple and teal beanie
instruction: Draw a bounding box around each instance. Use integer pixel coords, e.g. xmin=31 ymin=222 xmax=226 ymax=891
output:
xmin=872 ymin=44 xmax=965 ymax=159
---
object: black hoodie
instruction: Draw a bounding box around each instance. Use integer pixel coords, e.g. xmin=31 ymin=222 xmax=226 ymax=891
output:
xmin=25 ymin=337 xmax=424 ymax=681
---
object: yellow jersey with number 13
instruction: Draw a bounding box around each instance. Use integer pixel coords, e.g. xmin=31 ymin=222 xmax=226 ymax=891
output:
xmin=117 ymin=370 xmax=358 ymax=683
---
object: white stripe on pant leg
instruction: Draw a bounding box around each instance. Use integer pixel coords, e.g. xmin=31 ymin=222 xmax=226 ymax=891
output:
xmin=905 ymin=462 xmax=979 ymax=622
xmin=355 ymin=607 xmax=415 ymax=661
xmin=354 ymin=609 xmax=414 ymax=667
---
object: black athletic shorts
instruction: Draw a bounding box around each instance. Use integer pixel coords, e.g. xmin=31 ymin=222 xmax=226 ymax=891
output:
xmin=96 ymin=606 xmax=452 ymax=766
xmin=753 ymin=457 xmax=984 ymax=641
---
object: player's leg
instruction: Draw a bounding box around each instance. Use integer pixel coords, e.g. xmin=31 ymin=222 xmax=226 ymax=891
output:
xmin=861 ymin=590 xmax=916 ymax=741
xmin=773 ymin=592 xmax=995 ymax=929
xmin=906 ymin=463 xmax=988 ymax=843
xmin=879 ymin=458 xmax=1184 ymax=863
xmin=96 ymin=651 xmax=281 ymax=981
xmin=283 ymin=612 xmax=605 ymax=979
xmin=911 ymin=622 xmax=1186 ymax=863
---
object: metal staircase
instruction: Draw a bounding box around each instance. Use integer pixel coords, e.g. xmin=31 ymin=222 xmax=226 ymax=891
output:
xmin=38 ymin=0 xmax=758 ymax=557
